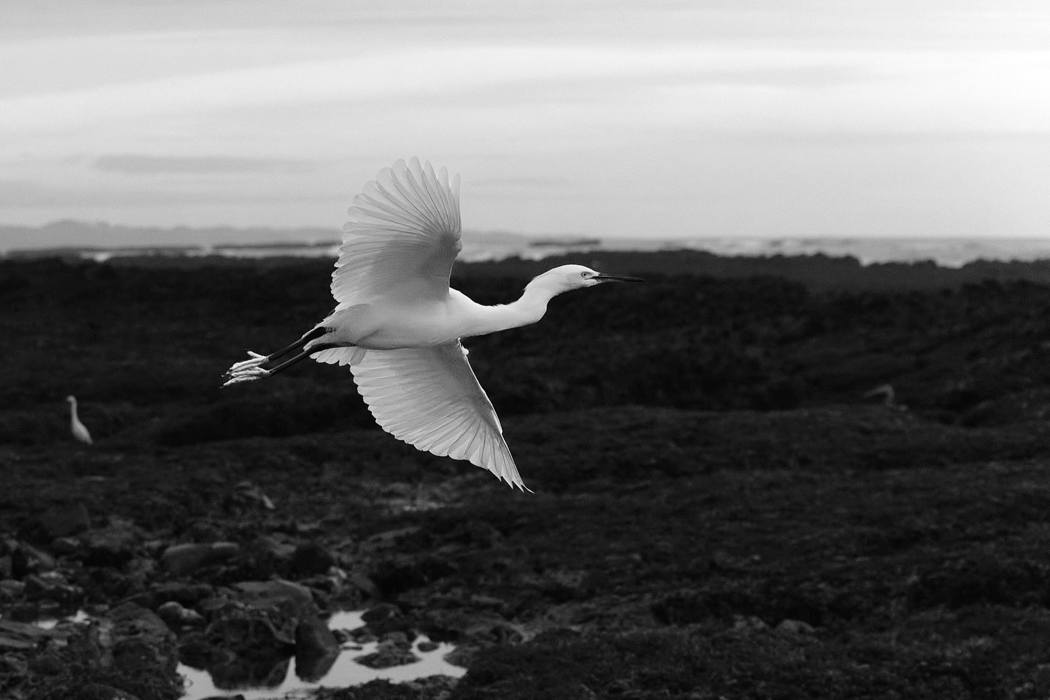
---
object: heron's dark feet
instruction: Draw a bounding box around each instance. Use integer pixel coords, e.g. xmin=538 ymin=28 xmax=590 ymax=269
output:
xmin=221 ymin=327 xmax=329 ymax=387
xmin=223 ymin=351 xmax=272 ymax=385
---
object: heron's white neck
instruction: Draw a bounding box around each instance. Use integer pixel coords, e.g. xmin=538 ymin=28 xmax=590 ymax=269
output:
xmin=68 ymin=400 xmax=79 ymax=423
xmin=476 ymin=280 xmax=561 ymax=335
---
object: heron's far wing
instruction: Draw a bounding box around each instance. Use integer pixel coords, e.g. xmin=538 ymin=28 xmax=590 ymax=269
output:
xmin=349 ymin=342 xmax=527 ymax=490
xmin=332 ymin=158 xmax=461 ymax=308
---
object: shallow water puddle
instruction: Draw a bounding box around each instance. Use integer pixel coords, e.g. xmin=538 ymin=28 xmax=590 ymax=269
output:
xmin=178 ymin=610 xmax=466 ymax=700
xmin=16 ymin=609 xmax=464 ymax=699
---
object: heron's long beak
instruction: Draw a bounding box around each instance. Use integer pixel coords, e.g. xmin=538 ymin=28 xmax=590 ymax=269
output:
xmin=594 ymin=273 xmax=644 ymax=283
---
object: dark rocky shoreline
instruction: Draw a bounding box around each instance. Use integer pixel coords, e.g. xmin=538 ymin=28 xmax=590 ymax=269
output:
xmin=4 ymin=252 xmax=1050 ymax=699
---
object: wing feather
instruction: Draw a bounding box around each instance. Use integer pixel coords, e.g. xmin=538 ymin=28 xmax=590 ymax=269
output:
xmin=332 ymin=158 xmax=461 ymax=308
xmin=349 ymin=342 xmax=527 ymax=490
xmin=311 ymin=347 xmax=367 ymax=366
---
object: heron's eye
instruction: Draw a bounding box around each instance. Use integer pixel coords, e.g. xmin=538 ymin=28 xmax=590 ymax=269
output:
xmin=580 ymin=271 xmax=590 ymax=279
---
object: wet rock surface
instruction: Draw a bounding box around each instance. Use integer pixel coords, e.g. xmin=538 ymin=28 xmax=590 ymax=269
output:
xmin=5 ymin=255 xmax=1050 ymax=698
xmin=8 ymin=603 xmax=181 ymax=700
xmin=354 ymin=631 xmax=419 ymax=669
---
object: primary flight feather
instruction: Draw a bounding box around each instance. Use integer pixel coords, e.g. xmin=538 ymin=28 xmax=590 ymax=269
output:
xmin=223 ymin=158 xmax=641 ymax=490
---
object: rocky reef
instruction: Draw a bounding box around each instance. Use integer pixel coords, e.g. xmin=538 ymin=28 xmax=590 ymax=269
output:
xmin=4 ymin=253 xmax=1050 ymax=698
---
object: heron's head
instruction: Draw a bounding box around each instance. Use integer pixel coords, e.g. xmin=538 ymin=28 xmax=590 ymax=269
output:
xmin=65 ymin=395 xmax=75 ymax=404
xmin=530 ymin=264 xmax=643 ymax=293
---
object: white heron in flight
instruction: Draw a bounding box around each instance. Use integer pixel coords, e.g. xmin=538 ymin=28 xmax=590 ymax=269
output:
xmin=222 ymin=158 xmax=641 ymax=490
xmin=66 ymin=395 xmax=93 ymax=445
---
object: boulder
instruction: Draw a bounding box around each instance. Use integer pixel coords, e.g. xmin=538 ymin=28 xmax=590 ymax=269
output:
xmin=294 ymin=615 xmax=340 ymax=681
xmin=161 ymin=541 xmax=239 ymax=576
xmin=776 ymin=618 xmax=816 ymax=635
xmin=233 ymin=579 xmax=315 ymax=614
xmin=361 ymin=602 xmax=411 ymax=636
xmin=148 ymin=581 xmax=216 ymax=609
xmin=50 ymin=536 xmax=81 ymax=555
xmin=349 ymin=571 xmax=379 ymax=598
xmin=209 ymin=655 xmax=290 ymax=691
xmin=0 ymin=653 xmax=28 ymax=692
xmin=238 ymin=536 xmax=295 ymax=578
xmin=226 ymin=480 xmax=276 ymax=511
xmin=23 ymin=571 xmax=83 ymax=606
xmin=0 ymin=620 xmax=50 ymax=652
xmin=0 ymin=579 xmax=24 ymax=602
xmin=313 ymin=677 xmax=457 ymax=700
xmin=81 ymin=520 xmax=143 ymax=567
xmin=203 ymin=607 xmax=296 ymax=658
xmin=3 ymin=602 xmax=40 ymax=622
xmin=189 ymin=578 xmax=337 ymax=689
xmin=200 ymin=579 xmax=318 ymax=664
xmin=187 ymin=604 xmax=294 ymax=691
xmin=10 ymin=541 xmax=56 ymax=578
xmin=78 ymin=684 xmax=141 ymax=700
xmin=354 ymin=632 xmax=419 ymax=669
xmin=37 ymin=502 xmax=91 ymax=539
xmin=176 ymin=631 xmax=222 ymax=669
xmin=289 ymin=541 xmax=336 ymax=577
xmin=105 ymin=602 xmax=179 ymax=675
xmin=156 ymin=601 xmax=205 ymax=628
xmin=13 ymin=603 xmax=181 ymax=700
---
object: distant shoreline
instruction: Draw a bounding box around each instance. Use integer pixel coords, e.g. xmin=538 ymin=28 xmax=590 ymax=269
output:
xmin=6 ymin=246 xmax=1050 ymax=293
xmin=4 ymin=220 xmax=1050 ymax=269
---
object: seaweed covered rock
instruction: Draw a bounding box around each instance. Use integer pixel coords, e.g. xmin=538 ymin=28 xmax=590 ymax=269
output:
xmin=452 ymin=627 xmax=987 ymax=699
xmin=179 ymin=578 xmax=338 ymax=690
xmin=18 ymin=603 xmax=180 ymax=700
xmin=354 ymin=632 xmax=419 ymax=669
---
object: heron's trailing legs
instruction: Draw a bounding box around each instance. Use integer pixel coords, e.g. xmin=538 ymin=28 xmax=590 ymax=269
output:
xmin=227 ymin=326 xmax=326 ymax=371
xmin=222 ymin=342 xmax=348 ymax=385
xmin=222 ymin=327 xmax=347 ymax=386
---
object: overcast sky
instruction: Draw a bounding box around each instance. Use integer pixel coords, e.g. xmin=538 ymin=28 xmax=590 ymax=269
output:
xmin=1 ymin=1 xmax=1048 ymax=239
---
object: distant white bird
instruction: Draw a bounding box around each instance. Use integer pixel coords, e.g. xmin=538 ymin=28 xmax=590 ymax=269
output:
xmin=223 ymin=158 xmax=641 ymax=490
xmin=863 ymin=383 xmax=907 ymax=411
xmin=66 ymin=395 xmax=93 ymax=445
xmin=863 ymin=383 xmax=896 ymax=407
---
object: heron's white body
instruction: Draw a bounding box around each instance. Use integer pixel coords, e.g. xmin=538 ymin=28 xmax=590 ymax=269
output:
xmin=66 ymin=395 xmax=93 ymax=445
xmin=320 ymin=288 xmax=550 ymax=349
xmin=224 ymin=158 xmax=630 ymax=490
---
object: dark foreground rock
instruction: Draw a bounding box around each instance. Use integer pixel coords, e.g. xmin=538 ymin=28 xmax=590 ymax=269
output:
xmin=161 ymin=541 xmax=239 ymax=576
xmin=316 ymin=676 xmax=458 ymax=700
xmin=451 ymin=626 xmax=995 ymax=699
xmin=295 ymin=614 xmax=340 ymax=681
xmin=15 ymin=603 xmax=180 ymax=700
xmin=177 ymin=579 xmax=340 ymax=689
xmin=354 ymin=632 xmax=419 ymax=669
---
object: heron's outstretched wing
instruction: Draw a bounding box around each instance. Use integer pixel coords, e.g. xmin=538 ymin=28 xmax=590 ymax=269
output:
xmin=311 ymin=346 xmax=367 ymax=366
xmin=349 ymin=342 xmax=527 ymax=490
xmin=332 ymin=158 xmax=461 ymax=308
